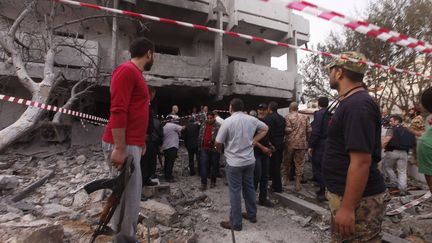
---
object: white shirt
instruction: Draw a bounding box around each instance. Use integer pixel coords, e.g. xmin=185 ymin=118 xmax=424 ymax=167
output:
xmin=215 ymin=116 xmax=224 ymax=125
xmin=216 ymin=112 xmax=268 ymax=167
xmin=161 ymin=122 xmax=183 ymax=150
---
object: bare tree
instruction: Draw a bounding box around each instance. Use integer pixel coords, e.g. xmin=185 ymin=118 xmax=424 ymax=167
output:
xmin=0 ymin=1 xmax=59 ymax=152
xmin=0 ymin=0 xmax=147 ymax=151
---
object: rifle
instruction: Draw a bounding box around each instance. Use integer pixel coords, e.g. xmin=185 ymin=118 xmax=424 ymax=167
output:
xmin=84 ymin=156 xmax=135 ymax=243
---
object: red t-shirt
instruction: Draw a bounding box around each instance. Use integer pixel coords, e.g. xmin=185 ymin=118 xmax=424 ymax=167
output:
xmin=202 ymin=124 xmax=213 ymax=150
xmin=102 ymin=61 xmax=149 ymax=146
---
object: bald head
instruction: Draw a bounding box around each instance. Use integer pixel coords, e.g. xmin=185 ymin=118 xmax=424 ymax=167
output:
xmin=172 ymin=105 xmax=179 ymax=114
xmin=289 ymin=102 xmax=299 ymax=112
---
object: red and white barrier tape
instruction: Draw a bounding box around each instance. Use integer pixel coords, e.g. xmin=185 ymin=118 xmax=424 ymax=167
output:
xmin=386 ymin=191 xmax=432 ymax=216
xmin=272 ymin=0 xmax=432 ymax=55
xmin=54 ymin=0 xmax=432 ymax=80
xmin=0 ymin=94 xmax=108 ymax=123
xmin=162 ymin=110 xmax=230 ymax=123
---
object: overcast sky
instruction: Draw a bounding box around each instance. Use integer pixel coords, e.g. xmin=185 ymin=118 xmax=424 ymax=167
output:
xmin=271 ymin=0 xmax=370 ymax=70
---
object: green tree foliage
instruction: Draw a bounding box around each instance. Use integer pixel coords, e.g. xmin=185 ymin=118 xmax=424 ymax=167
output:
xmin=301 ymin=0 xmax=431 ymax=112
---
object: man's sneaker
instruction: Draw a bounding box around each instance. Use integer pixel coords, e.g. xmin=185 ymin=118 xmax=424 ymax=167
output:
xmin=220 ymin=221 xmax=242 ymax=231
xmin=242 ymin=212 xmax=257 ymax=223
xmin=258 ymin=199 xmax=274 ymax=208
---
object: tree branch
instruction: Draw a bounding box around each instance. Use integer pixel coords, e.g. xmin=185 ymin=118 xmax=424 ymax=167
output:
xmin=8 ymin=0 xmax=37 ymax=37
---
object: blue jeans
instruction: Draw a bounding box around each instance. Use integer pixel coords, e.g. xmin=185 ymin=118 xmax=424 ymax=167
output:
xmin=226 ymin=164 xmax=257 ymax=228
xmin=200 ymin=150 xmax=218 ymax=184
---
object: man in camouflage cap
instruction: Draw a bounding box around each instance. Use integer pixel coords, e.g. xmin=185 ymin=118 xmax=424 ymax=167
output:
xmin=322 ymin=51 xmax=389 ymax=242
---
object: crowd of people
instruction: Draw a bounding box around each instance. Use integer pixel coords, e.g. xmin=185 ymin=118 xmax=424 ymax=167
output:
xmin=100 ymin=38 xmax=432 ymax=243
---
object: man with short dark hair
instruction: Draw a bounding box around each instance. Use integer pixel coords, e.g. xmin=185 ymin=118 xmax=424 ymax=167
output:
xmin=418 ymin=87 xmax=432 ymax=194
xmin=382 ymin=115 xmax=415 ymax=194
xmin=266 ymin=101 xmax=286 ymax=193
xmin=101 ymin=37 xmax=154 ymax=239
xmin=183 ymin=117 xmax=200 ymax=176
xmin=323 ymin=51 xmax=388 ymax=242
xmin=309 ymin=96 xmax=329 ymax=201
xmin=198 ymin=112 xmax=221 ymax=190
xmin=216 ymin=98 xmax=268 ymax=231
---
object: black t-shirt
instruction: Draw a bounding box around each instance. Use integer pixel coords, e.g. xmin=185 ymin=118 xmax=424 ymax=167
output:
xmin=265 ymin=112 xmax=286 ymax=149
xmin=322 ymin=90 xmax=385 ymax=197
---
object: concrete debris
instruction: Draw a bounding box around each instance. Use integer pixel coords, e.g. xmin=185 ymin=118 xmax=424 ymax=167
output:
xmin=42 ymin=203 xmax=73 ymax=217
xmin=0 ymin=175 xmax=19 ymax=190
xmin=0 ymin=213 xmax=21 ymax=223
xmin=4 ymin=144 xmax=429 ymax=242
xmin=140 ymin=199 xmax=178 ymax=226
xmin=17 ymin=224 xmax=64 ymax=243
xmin=72 ymin=190 xmax=89 ymax=207
xmin=75 ymin=155 xmax=86 ymax=165
xmin=291 ymin=215 xmax=312 ymax=227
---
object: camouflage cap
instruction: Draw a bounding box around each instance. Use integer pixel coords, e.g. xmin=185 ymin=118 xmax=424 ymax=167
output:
xmin=325 ymin=51 xmax=368 ymax=74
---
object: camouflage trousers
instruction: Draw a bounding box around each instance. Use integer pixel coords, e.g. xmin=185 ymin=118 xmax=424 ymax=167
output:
xmin=326 ymin=191 xmax=390 ymax=243
xmin=282 ymin=148 xmax=306 ymax=178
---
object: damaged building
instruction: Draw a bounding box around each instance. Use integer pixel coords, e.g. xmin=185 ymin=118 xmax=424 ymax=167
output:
xmin=0 ymin=0 xmax=309 ymax=145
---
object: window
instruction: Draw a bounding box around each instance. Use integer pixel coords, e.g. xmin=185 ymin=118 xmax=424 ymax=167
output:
xmin=155 ymin=46 xmax=180 ymax=55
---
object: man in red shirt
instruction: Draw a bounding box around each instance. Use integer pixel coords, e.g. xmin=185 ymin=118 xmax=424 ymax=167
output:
xmin=198 ymin=113 xmax=221 ymax=190
xmin=101 ymin=37 xmax=154 ymax=240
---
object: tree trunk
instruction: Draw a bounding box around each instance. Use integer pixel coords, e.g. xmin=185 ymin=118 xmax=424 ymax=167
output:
xmin=52 ymin=97 xmax=76 ymax=123
xmin=0 ymin=93 xmax=48 ymax=152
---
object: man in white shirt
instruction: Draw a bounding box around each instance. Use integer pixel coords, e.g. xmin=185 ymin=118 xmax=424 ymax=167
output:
xmin=213 ymin=110 xmax=224 ymax=125
xmin=215 ymin=98 xmax=268 ymax=231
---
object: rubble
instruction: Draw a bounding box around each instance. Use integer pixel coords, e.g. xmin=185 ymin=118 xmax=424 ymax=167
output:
xmin=76 ymin=155 xmax=86 ymax=165
xmin=0 ymin=175 xmax=19 ymax=190
xmin=140 ymin=199 xmax=179 ymax=226
xmin=15 ymin=224 xmax=64 ymax=243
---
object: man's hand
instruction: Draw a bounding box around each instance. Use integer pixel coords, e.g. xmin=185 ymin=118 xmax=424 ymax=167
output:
xmin=261 ymin=147 xmax=272 ymax=157
xmin=111 ymin=147 xmax=126 ymax=169
xmin=334 ymin=206 xmax=355 ymax=237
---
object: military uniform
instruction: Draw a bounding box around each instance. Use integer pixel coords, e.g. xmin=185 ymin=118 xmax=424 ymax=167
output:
xmin=327 ymin=191 xmax=390 ymax=243
xmin=283 ymin=111 xmax=311 ymax=190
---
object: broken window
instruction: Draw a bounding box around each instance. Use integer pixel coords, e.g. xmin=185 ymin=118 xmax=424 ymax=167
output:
xmin=155 ymin=46 xmax=180 ymax=56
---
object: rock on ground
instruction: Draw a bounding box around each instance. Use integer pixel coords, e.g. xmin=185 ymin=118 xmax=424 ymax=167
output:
xmin=0 ymin=175 xmax=19 ymax=190
xmin=140 ymin=200 xmax=178 ymax=227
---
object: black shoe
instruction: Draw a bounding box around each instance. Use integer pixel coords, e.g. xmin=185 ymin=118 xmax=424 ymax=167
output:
xmin=300 ymin=179 xmax=308 ymax=184
xmin=210 ymin=182 xmax=216 ymax=188
xmin=269 ymin=187 xmax=282 ymax=193
xmin=220 ymin=221 xmax=242 ymax=231
xmin=190 ymin=171 xmax=196 ymax=176
xmin=258 ymin=199 xmax=274 ymax=208
xmin=316 ymin=193 xmax=326 ymax=202
xmin=242 ymin=212 xmax=257 ymax=223
xmin=200 ymin=184 xmax=207 ymax=191
xmin=143 ymin=180 xmax=158 ymax=186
